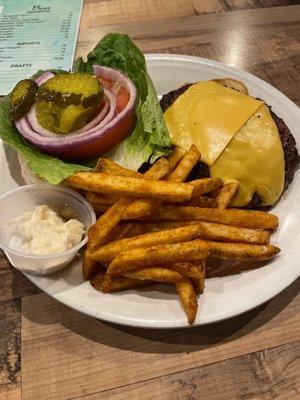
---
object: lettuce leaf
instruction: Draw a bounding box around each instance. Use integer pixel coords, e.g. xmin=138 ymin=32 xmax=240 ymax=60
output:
xmin=0 ymin=33 xmax=171 ymax=184
xmin=75 ymin=33 xmax=172 ymax=170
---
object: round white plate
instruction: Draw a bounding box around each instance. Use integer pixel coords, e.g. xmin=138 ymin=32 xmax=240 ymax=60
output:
xmin=1 ymin=54 xmax=299 ymax=328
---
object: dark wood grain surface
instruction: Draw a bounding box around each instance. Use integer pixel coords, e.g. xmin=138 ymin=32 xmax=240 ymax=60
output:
xmin=0 ymin=1 xmax=299 ymax=399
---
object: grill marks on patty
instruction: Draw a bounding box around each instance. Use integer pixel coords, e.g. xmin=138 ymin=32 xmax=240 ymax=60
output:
xmin=160 ymin=83 xmax=299 ymax=209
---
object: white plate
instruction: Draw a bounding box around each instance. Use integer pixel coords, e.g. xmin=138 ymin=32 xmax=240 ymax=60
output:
xmin=1 ymin=54 xmax=299 ymax=328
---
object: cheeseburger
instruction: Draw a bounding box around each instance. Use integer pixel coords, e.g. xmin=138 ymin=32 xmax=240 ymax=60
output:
xmin=161 ymin=78 xmax=299 ymax=209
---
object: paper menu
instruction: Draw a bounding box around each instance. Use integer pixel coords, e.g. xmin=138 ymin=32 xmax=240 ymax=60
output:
xmin=0 ymin=0 xmax=83 ymax=95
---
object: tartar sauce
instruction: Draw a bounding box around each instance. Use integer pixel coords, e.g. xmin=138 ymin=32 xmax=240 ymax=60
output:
xmin=9 ymin=205 xmax=84 ymax=256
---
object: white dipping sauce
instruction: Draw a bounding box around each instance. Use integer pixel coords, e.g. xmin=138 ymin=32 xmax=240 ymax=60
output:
xmin=9 ymin=205 xmax=84 ymax=256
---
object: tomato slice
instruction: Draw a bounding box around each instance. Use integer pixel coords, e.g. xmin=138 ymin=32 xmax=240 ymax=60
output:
xmin=97 ymin=77 xmax=130 ymax=112
xmin=61 ymin=111 xmax=136 ymax=161
xmin=116 ymin=87 xmax=130 ymax=112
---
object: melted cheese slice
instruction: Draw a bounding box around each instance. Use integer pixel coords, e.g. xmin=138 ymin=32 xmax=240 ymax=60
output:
xmin=210 ymin=104 xmax=284 ymax=206
xmin=164 ymin=81 xmax=263 ymax=165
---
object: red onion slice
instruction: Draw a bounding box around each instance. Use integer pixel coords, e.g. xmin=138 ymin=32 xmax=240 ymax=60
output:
xmin=15 ymin=67 xmax=137 ymax=161
xmin=35 ymin=71 xmax=55 ymax=85
xmin=27 ymin=95 xmax=111 ymax=138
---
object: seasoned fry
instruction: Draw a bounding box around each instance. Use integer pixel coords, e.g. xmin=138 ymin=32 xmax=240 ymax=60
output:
xmin=96 ymin=157 xmax=170 ymax=181
xmin=168 ymin=144 xmax=201 ymax=182
xmin=82 ymin=246 xmax=100 ymax=281
xmin=188 ymin=221 xmax=270 ymax=244
xmin=95 ymin=158 xmax=142 ymax=178
xmin=69 ymin=172 xmax=193 ymax=202
xmin=191 ymin=178 xmax=223 ymax=198
xmin=106 ymin=239 xmax=209 ymax=276
xmin=167 ymin=147 xmax=186 ymax=171
xmin=110 ymin=220 xmax=270 ymax=245
xmin=194 ymin=221 xmax=271 ymax=244
xmin=86 ymin=191 xmax=120 ymax=205
xmin=125 ymin=267 xmax=184 ymax=283
xmin=192 ymin=262 xmax=206 ymax=294
xmin=119 ymin=157 xmax=171 ymax=219
xmin=204 ymin=240 xmax=280 ymax=261
xmin=216 ymin=182 xmax=239 ymax=209
xmin=143 ymin=157 xmax=170 ymax=180
xmin=88 ymin=198 xmax=132 ymax=249
xmin=88 ymin=157 xmax=172 ymax=249
xmin=118 ymin=147 xmax=199 ymax=220
xmin=167 ymin=262 xmax=204 ymax=279
xmin=184 ymin=196 xmax=218 ymax=208
xmin=131 ymin=206 xmax=279 ymax=230
xmin=90 ymin=225 xmax=209 ymax=263
xmin=175 ymin=279 xmax=198 ymax=325
xmin=124 ymin=198 xmax=160 ymax=219
xmin=91 ymin=272 xmax=148 ymax=293
xmin=86 ymin=198 xmax=132 ymax=282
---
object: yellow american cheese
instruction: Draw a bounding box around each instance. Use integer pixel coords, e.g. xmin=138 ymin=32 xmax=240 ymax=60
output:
xmin=164 ymin=81 xmax=263 ymax=165
xmin=164 ymin=81 xmax=285 ymax=206
xmin=210 ymin=104 xmax=284 ymax=206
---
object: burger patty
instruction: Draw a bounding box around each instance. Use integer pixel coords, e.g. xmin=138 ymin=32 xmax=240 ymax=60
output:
xmin=160 ymin=84 xmax=300 ymax=209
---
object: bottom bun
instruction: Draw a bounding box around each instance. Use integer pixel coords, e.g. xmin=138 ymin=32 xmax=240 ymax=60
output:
xmin=18 ymin=153 xmax=45 ymax=184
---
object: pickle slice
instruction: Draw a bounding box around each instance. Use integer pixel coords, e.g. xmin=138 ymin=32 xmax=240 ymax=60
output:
xmin=10 ymin=79 xmax=38 ymax=121
xmin=35 ymin=100 xmax=96 ymax=134
xmin=35 ymin=100 xmax=60 ymax=133
xmin=55 ymin=104 xmax=96 ymax=133
xmin=38 ymin=73 xmax=103 ymax=108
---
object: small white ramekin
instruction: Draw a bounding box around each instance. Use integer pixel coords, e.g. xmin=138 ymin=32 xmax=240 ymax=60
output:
xmin=0 ymin=184 xmax=96 ymax=275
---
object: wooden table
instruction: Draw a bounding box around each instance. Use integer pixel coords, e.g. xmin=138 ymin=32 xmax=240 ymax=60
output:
xmin=1 ymin=1 xmax=299 ymax=399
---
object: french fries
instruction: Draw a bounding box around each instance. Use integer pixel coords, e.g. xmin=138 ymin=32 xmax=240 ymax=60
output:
xmin=83 ymin=247 xmax=99 ymax=281
xmin=90 ymin=222 xmax=270 ymax=263
xmin=193 ymin=262 xmax=206 ymax=295
xmin=142 ymin=157 xmax=170 ymax=180
xmin=88 ymin=198 xmax=132 ymax=250
xmin=125 ymin=267 xmax=184 ymax=283
xmin=121 ymin=148 xmax=202 ymax=219
xmin=130 ymin=206 xmax=278 ymax=230
xmin=84 ymin=198 xmax=132 ymax=280
xmin=191 ymin=178 xmax=222 ymax=198
xmin=123 ymin=198 xmax=160 ymax=219
xmin=67 ymin=145 xmax=281 ymax=325
xmin=168 ymin=144 xmax=201 ymax=182
xmin=116 ymin=157 xmax=170 ymax=219
xmin=204 ymin=240 xmax=280 ymax=261
xmin=86 ymin=157 xmax=172 ymax=277
xmin=106 ymin=240 xmax=209 ymax=276
xmin=91 ymin=272 xmax=149 ymax=293
xmin=68 ymin=172 xmax=193 ymax=202
xmin=89 ymin=157 xmax=170 ymax=209
xmin=216 ymin=182 xmax=239 ymax=209
xmin=145 ymin=221 xmax=270 ymax=245
xmin=123 ymin=148 xmax=201 ymax=219
xmin=90 ymin=225 xmax=211 ymax=263
xmin=95 ymin=158 xmax=142 ymax=178
xmin=166 ymin=262 xmax=204 ymax=279
xmin=167 ymin=147 xmax=186 ymax=171
xmin=86 ymin=192 xmax=120 ymax=206
xmin=175 ymin=279 xmax=198 ymax=325
xmin=184 ymin=196 xmax=218 ymax=208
